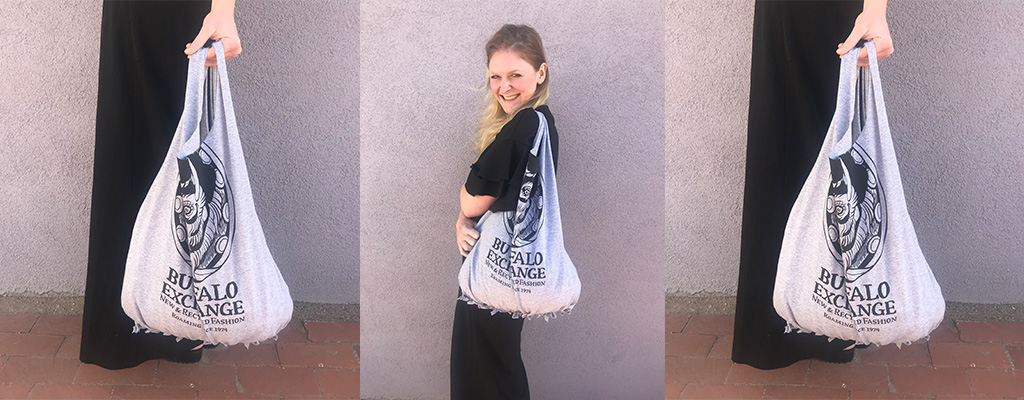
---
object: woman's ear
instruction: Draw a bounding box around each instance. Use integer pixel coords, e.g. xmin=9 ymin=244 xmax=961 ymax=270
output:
xmin=537 ymin=63 xmax=547 ymax=85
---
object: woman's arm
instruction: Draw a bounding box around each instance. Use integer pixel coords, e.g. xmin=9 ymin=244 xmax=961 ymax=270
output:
xmin=455 ymin=186 xmax=497 ymax=256
xmin=184 ymin=0 xmax=242 ymax=66
xmin=837 ymin=0 xmax=893 ymax=66
xmin=460 ymin=185 xmax=498 ymax=218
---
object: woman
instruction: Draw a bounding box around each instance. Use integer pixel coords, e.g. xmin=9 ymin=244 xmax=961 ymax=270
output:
xmin=81 ymin=0 xmax=241 ymax=369
xmin=732 ymin=0 xmax=894 ymax=370
xmin=451 ymin=24 xmax=557 ymax=400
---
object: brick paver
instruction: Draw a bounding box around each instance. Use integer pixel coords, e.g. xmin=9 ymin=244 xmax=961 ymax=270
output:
xmin=0 ymin=316 xmax=358 ymax=400
xmin=666 ymin=313 xmax=1024 ymax=399
xmin=666 ymin=333 xmax=716 ymax=358
xmin=304 ymin=322 xmax=359 ymax=344
xmin=0 ymin=315 xmax=37 ymax=334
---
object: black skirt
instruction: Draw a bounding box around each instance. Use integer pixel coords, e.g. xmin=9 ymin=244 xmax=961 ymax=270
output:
xmin=80 ymin=0 xmax=210 ymax=370
xmin=732 ymin=0 xmax=862 ymax=370
xmin=451 ymin=290 xmax=529 ymax=400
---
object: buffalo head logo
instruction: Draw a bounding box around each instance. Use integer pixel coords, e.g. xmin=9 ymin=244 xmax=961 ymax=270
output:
xmin=173 ymin=146 xmax=233 ymax=282
xmin=824 ymin=144 xmax=886 ymax=282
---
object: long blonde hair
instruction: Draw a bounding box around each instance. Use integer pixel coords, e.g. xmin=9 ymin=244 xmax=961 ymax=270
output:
xmin=474 ymin=24 xmax=550 ymax=155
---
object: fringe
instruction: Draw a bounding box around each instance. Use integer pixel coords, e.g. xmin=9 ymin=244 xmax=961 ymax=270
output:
xmin=130 ymin=322 xmax=273 ymax=348
xmin=782 ymin=322 xmax=920 ymax=349
xmin=457 ymin=294 xmax=575 ymax=321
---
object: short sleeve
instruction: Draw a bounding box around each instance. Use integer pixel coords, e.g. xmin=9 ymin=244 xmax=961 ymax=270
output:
xmin=463 ymin=108 xmax=540 ymax=198
xmin=465 ymin=139 xmax=518 ymax=198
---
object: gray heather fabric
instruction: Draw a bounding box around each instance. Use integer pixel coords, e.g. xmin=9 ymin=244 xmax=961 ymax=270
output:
xmin=458 ymin=110 xmax=581 ymax=320
xmin=122 ymin=42 xmax=293 ymax=346
xmin=774 ymin=42 xmax=944 ymax=346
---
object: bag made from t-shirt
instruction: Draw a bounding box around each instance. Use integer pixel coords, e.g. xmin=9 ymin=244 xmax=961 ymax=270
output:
xmin=774 ymin=42 xmax=944 ymax=347
xmin=122 ymin=42 xmax=293 ymax=346
xmin=458 ymin=110 xmax=581 ymax=320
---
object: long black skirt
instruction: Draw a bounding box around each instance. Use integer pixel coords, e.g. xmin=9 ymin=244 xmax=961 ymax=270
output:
xmin=451 ymin=291 xmax=529 ymax=400
xmin=80 ymin=0 xmax=210 ymax=370
xmin=732 ymin=0 xmax=863 ymax=370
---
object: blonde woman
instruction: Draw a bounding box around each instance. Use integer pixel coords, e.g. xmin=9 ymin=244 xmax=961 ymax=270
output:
xmin=452 ymin=24 xmax=556 ymax=400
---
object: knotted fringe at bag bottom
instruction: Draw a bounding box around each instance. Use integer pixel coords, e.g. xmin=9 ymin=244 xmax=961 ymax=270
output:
xmin=457 ymin=294 xmax=574 ymax=322
xmin=131 ymin=322 xmax=277 ymax=349
xmin=783 ymin=323 xmax=925 ymax=349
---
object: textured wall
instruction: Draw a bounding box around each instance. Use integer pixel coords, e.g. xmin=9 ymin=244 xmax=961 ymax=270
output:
xmin=665 ymin=1 xmax=1024 ymax=303
xmin=232 ymin=0 xmax=360 ymax=303
xmin=360 ymin=1 xmax=665 ymax=398
xmin=0 ymin=0 xmax=102 ymax=295
xmin=0 ymin=0 xmax=360 ymax=304
xmin=665 ymin=0 xmax=754 ymax=297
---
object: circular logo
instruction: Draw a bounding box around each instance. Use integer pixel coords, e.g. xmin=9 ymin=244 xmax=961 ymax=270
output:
xmin=173 ymin=145 xmax=234 ymax=282
xmin=824 ymin=144 xmax=886 ymax=282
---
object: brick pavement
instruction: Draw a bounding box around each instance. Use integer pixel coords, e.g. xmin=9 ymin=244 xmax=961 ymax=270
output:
xmin=666 ymin=313 xmax=1024 ymax=399
xmin=0 ymin=314 xmax=358 ymax=399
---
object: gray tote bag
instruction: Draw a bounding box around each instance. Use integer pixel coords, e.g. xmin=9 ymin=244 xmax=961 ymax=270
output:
xmin=122 ymin=42 xmax=293 ymax=346
xmin=458 ymin=110 xmax=581 ymax=320
xmin=774 ymin=42 xmax=944 ymax=346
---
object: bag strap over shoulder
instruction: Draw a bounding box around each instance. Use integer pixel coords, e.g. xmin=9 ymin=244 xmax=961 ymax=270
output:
xmin=531 ymin=110 xmax=547 ymax=156
xmin=501 ymin=110 xmax=550 ymax=317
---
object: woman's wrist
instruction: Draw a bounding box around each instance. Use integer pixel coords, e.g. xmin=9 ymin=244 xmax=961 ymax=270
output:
xmin=862 ymin=0 xmax=886 ymax=17
xmin=211 ymin=0 xmax=235 ymax=14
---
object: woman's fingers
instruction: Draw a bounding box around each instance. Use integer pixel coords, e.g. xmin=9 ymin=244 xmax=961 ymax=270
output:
xmin=185 ymin=23 xmax=215 ymax=57
xmin=201 ymin=37 xmax=242 ymax=66
xmin=837 ymin=23 xmax=867 ymax=57
xmin=456 ymin=227 xmax=478 ymax=254
xmin=459 ymin=238 xmax=474 ymax=255
xmin=873 ymin=36 xmax=894 ymax=61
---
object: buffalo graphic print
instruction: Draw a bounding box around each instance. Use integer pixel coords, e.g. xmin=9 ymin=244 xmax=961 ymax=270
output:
xmin=824 ymin=144 xmax=886 ymax=282
xmin=173 ymin=145 xmax=234 ymax=282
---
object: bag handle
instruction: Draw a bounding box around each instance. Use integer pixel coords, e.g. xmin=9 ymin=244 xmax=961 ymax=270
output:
xmin=829 ymin=41 xmax=890 ymax=159
xmin=176 ymin=46 xmax=211 ymax=159
xmin=210 ymin=42 xmax=241 ymax=146
xmin=827 ymin=45 xmax=862 ymax=159
xmin=177 ymin=42 xmax=239 ymax=159
xmin=862 ymin=41 xmax=892 ymax=144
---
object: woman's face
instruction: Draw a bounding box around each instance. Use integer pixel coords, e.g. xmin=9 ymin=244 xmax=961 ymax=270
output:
xmin=488 ymin=49 xmax=546 ymax=115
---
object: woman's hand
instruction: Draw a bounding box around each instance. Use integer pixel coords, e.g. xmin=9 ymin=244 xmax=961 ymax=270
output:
xmin=837 ymin=0 xmax=893 ymax=66
xmin=456 ymin=210 xmax=480 ymax=257
xmin=184 ymin=0 xmax=241 ymax=66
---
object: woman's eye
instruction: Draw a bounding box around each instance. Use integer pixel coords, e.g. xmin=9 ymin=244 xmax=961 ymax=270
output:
xmin=490 ymin=75 xmax=500 ymax=80
xmin=511 ymin=74 xmax=521 ymax=78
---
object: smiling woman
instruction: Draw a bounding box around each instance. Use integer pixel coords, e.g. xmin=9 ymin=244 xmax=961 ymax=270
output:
xmin=451 ymin=24 xmax=559 ymax=400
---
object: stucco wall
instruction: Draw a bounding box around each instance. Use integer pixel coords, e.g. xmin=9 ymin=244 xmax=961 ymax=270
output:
xmin=359 ymin=1 xmax=665 ymax=398
xmin=0 ymin=0 xmax=360 ymax=304
xmin=665 ymin=0 xmax=1024 ymax=304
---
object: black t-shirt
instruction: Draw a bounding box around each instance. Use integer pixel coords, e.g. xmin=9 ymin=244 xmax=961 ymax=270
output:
xmin=464 ymin=105 xmax=559 ymax=212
